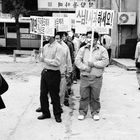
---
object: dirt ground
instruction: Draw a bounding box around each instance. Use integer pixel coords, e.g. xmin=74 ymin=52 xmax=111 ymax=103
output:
xmin=0 ymin=55 xmax=140 ymax=140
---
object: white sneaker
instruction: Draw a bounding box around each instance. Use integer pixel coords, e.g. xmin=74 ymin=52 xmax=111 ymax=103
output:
xmin=93 ymin=114 xmax=100 ymax=121
xmin=73 ymin=81 xmax=77 ymax=84
xmin=78 ymin=115 xmax=85 ymax=120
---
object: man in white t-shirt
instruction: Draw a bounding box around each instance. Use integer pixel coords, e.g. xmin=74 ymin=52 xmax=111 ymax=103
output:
xmin=101 ymin=35 xmax=112 ymax=64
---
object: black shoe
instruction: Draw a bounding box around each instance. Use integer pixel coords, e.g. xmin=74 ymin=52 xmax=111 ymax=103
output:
xmin=60 ymin=108 xmax=63 ymax=113
xmin=55 ymin=117 xmax=62 ymax=123
xmin=37 ymin=114 xmax=51 ymax=120
xmin=64 ymin=101 xmax=69 ymax=107
xmin=138 ymin=87 xmax=140 ymax=90
xmin=36 ymin=107 xmax=42 ymax=112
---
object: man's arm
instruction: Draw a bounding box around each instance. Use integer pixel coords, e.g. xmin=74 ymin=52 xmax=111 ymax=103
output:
xmin=44 ymin=46 xmax=62 ymax=67
xmin=66 ymin=47 xmax=73 ymax=73
xmin=91 ymin=49 xmax=109 ymax=68
xmin=75 ymin=47 xmax=91 ymax=72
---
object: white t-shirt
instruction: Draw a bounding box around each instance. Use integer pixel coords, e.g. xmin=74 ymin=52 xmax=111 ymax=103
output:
xmin=101 ymin=35 xmax=112 ymax=49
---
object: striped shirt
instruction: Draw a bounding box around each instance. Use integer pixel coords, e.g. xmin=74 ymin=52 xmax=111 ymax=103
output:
xmin=42 ymin=41 xmax=63 ymax=71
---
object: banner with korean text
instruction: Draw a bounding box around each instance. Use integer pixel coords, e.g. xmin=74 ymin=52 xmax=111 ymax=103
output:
xmin=75 ymin=8 xmax=114 ymax=34
xmin=30 ymin=16 xmax=55 ymax=36
xmin=38 ymin=0 xmax=97 ymax=11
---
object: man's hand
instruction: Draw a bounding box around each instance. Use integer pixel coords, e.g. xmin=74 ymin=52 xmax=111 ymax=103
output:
xmin=88 ymin=61 xmax=94 ymax=67
xmin=39 ymin=56 xmax=44 ymax=62
xmin=66 ymin=72 xmax=71 ymax=78
xmin=85 ymin=66 xmax=91 ymax=73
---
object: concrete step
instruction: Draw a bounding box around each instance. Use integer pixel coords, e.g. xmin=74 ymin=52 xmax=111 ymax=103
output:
xmin=111 ymin=58 xmax=136 ymax=71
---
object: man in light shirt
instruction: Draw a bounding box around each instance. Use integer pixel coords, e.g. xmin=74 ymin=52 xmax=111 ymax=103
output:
xmin=75 ymin=31 xmax=109 ymax=121
xmin=135 ymin=38 xmax=140 ymax=90
xmin=101 ymin=34 xmax=112 ymax=64
xmin=55 ymin=32 xmax=72 ymax=107
xmin=36 ymin=35 xmax=63 ymax=123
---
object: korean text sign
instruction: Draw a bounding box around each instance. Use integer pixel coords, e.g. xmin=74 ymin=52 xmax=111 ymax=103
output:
xmin=55 ymin=17 xmax=71 ymax=31
xmin=30 ymin=16 xmax=55 ymax=36
xmin=75 ymin=8 xmax=114 ymax=33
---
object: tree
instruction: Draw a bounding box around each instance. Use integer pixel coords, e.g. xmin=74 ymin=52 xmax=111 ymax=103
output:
xmin=2 ymin=0 xmax=27 ymax=50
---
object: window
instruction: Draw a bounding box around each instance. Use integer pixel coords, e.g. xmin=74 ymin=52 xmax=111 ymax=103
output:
xmin=0 ymin=23 xmax=5 ymax=37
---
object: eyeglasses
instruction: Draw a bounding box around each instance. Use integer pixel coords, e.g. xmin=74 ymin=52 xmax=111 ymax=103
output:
xmin=55 ymin=37 xmax=60 ymax=40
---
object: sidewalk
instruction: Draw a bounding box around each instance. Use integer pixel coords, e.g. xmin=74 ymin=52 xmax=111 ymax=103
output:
xmin=1 ymin=54 xmax=140 ymax=140
xmin=0 ymin=54 xmax=35 ymax=63
xmin=0 ymin=54 xmax=136 ymax=70
xmin=111 ymin=58 xmax=136 ymax=71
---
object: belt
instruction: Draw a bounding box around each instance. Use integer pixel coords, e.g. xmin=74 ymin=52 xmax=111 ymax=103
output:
xmin=44 ymin=69 xmax=59 ymax=72
xmin=81 ymin=75 xmax=102 ymax=78
xmin=61 ymin=74 xmax=65 ymax=78
xmin=82 ymin=75 xmax=88 ymax=77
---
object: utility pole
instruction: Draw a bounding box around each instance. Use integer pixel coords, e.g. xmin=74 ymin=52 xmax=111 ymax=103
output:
xmin=137 ymin=0 xmax=140 ymax=38
xmin=118 ymin=0 xmax=122 ymax=58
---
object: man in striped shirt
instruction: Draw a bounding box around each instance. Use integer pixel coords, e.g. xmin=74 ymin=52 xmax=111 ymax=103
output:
xmin=36 ymin=35 xmax=63 ymax=123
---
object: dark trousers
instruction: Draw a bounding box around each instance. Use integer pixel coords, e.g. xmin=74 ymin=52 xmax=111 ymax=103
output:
xmin=0 ymin=74 xmax=8 ymax=109
xmin=0 ymin=74 xmax=9 ymax=95
xmin=0 ymin=96 xmax=5 ymax=109
xmin=76 ymin=66 xmax=80 ymax=80
xmin=73 ymin=64 xmax=80 ymax=81
xmin=107 ymin=48 xmax=111 ymax=62
xmin=40 ymin=69 xmax=62 ymax=117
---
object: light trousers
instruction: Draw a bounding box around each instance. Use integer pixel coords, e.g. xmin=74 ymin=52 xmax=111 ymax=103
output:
xmin=79 ymin=75 xmax=103 ymax=116
xmin=59 ymin=76 xmax=67 ymax=105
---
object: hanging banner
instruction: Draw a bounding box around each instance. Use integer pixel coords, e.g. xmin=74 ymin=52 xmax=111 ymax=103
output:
xmin=75 ymin=8 xmax=114 ymax=33
xmin=38 ymin=0 xmax=97 ymax=11
xmin=55 ymin=17 xmax=71 ymax=32
xmin=30 ymin=16 xmax=55 ymax=36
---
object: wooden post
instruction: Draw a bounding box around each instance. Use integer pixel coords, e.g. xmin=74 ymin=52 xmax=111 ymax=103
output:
xmin=40 ymin=35 xmax=43 ymax=57
xmin=13 ymin=51 xmax=16 ymax=62
xmin=89 ymin=28 xmax=94 ymax=61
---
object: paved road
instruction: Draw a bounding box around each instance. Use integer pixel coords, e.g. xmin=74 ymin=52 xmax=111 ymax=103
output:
xmin=0 ymin=57 xmax=140 ymax=140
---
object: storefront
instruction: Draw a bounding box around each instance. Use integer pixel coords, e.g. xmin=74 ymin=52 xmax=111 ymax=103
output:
xmin=0 ymin=13 xmax=40 ymax=49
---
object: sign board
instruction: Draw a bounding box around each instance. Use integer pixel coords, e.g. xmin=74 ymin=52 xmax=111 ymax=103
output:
xmin=53 ymin=13 xmax=75 ymax=28
xmin=20 ymin=34 xmax=37 ymax=39
xmin=0 ymin=13 xmax=31 ymax=23
xmin=75 ymin=8 xmax=114 ymax=33
xmin=118 ymin=12 xmax=136 ymax=25
xmin=0 ymin=12 xmax=12 ymax=19
xmin=55 ymin=17 xmax=71 ymax=31
xmin=30 ymin=16 xmax=55 ymax=36
xmin=44 ymin=17 xmax=55 ymax=36
xmin=38 ymin=0 xmax=96 ymax=11
xmin=20 ymin=28 xmax=29 ymax=33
